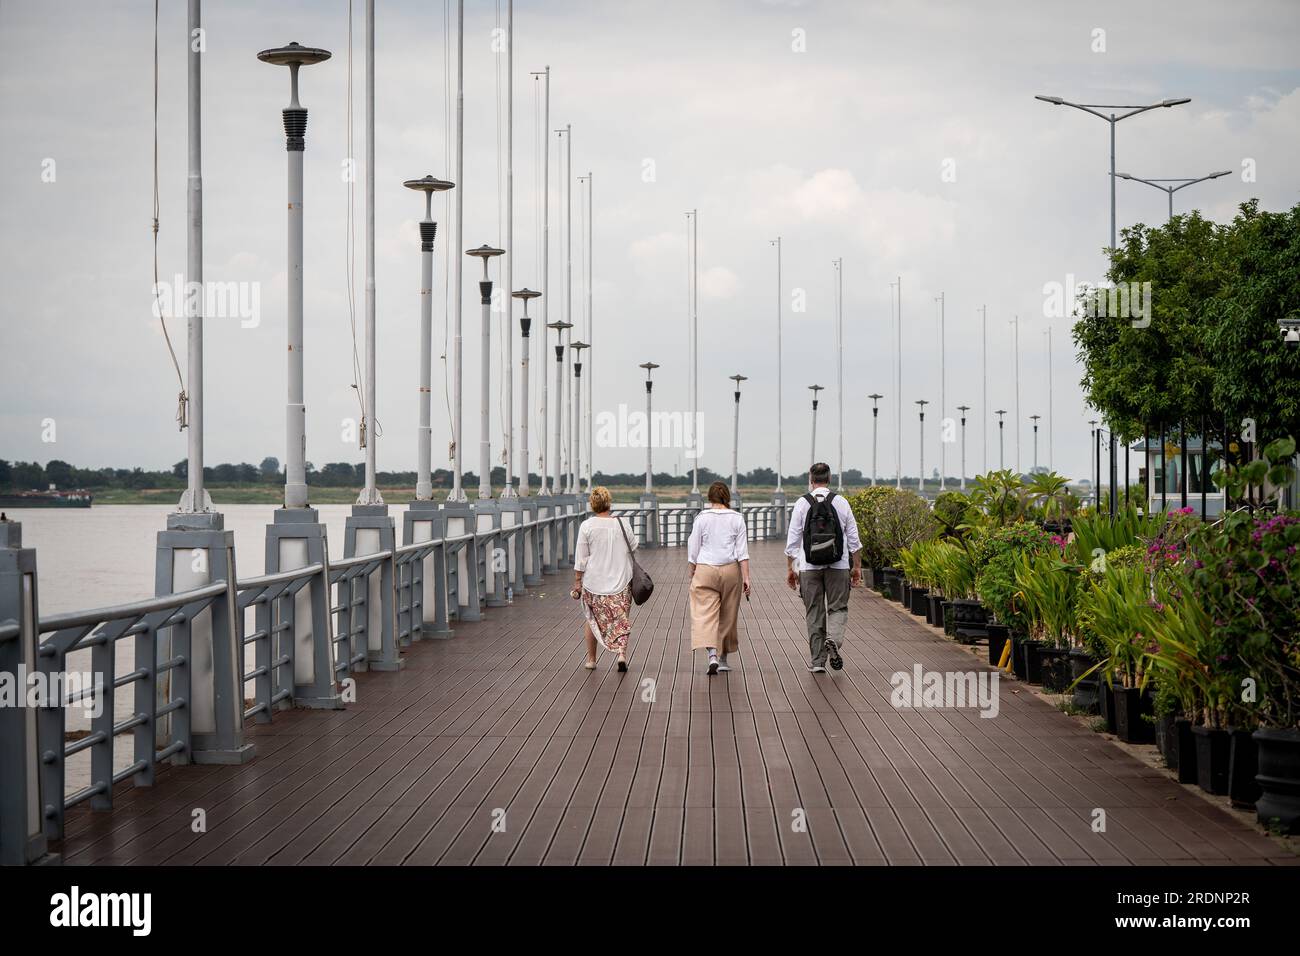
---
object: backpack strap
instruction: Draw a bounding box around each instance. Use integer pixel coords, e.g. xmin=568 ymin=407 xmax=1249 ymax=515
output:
xmin=801 ymin=493 xmax=816 ymax=507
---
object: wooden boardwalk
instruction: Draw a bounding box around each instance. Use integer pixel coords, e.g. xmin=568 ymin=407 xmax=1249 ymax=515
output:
xmin=55 ymin=541 xmax=1293 ymax=866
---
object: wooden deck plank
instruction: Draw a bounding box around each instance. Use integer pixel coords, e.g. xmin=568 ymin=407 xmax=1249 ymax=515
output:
xmin=50 ymin=541 xmax=1291 ymax=867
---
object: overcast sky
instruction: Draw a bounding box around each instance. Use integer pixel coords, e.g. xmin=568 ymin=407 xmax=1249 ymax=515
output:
xmin=3 ymin=0 xmax=1299 ymax=485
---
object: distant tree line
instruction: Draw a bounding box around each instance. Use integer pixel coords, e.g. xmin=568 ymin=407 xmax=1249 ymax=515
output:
xmin=0 ymin=458 xmax=868 ymax=492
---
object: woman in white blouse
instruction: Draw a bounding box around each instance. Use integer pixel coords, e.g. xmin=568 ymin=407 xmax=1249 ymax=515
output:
xmin=687 ymin=481 xmax=751 ymax=674
xmin=571 ymin=486 xmax=638 ymax=672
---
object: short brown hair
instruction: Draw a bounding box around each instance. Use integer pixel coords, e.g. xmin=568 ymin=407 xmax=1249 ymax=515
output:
xmin=809 ymin=462 xmax=831 ymax=484
xmin=707 ymin=480 xmax=731 ymax=507
xmin=589 ymin=485 xmax=612 ymax=513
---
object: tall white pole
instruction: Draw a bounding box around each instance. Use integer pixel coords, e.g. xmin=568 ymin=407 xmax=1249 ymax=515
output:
xmin=1046 ymin=326 xmax=1055 ymax=471
xmin=563 ymin=124 xmax=574 ymax=494
xmin=690 ymin=210 xmax=699 ymax=495
xmin=730 ymin=375 xmax=746 ymax=498
xmin=772 ymin=237 xmax=783 ymax=494
xmin=502 ymin=0 xmax=516 ymax=498
xmin=1013 ymin=315 xmax=1021 ymax=475
xmin=980 ymin=304 xmax=987 ymax=474
xmin=181 ymin=0 xmax=210 ymax=513
xmin=513 ymin=288 xmax=539 ymax=495
xmin=448 ymin=0 xmax=466 ymax=502
xmin=408 ymin=178 xmax=451 ymax=499
xmin=533 ymin=67 xmax=550 ymax=494
xmin=359 ymin=0 xmax=380 ymax=505
xmin=835 ymin=258 xmax=844 ymax=491
xmin=585 ymin=171 xmax=593 ymax=490
xmin=896 ymin=276 xmax=902 ymax=490
xmin=937 ymin=292 xmax=945 ymax=492
xmin=473 ymin=246 xmax=503 ymax=499
xmin=259 ymin=45 xmax=332 ymax=509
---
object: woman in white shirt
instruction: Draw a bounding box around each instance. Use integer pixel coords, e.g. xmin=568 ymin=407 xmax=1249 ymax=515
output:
xmin=687 ymin=481 xmax=751 ymax=674
xmin=571 ymin=485 xmax=638 ymax=672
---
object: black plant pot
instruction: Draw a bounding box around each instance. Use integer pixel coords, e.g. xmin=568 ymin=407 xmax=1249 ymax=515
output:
xmin=1010 ymin=634 xmax=1032 ymax=681
xmin=986 ymin=623 xmax=1010 ymax=666
xmin=908 ymin=585 xmax=929 ymax=617
xmin=1154 ymin=713 xmax=1177 ymax=767
xmin=1039 ymin=647 xmax=1071 ymax=693
xmin=1020 ymin=640 xmax=1047 ymax=685
xmin=1254 ymin=728 xmax=1300 ymax=834
xmin=1113 ymin=686 xmax=1155 ymax=744
xmin=884 ymin=570 xmax=904 ymax=602
xmin=950 ymin=599 xmax=989 ymax=629
xmin=1193 ymin=726 xmax=1231 ymax=795
xmin=865 ymin=567 xmax=880 ymax=590
xmin=1174 ymin=718 xmax=1197 ymax=783
xmin=1068 ymin=649 xmax=1099 ymax=714
xmin=1098 ymin=681 xmax=1118 ymax=735
xmin=942 ymin=602 xmax=955 ymax=637
xmin=1228 ymin=729 xmax=1261 ymax=808
xmin=902 ymin=580 xmax=912 ymax=606
xmin=926 ymin=592 xmax=945 ymax=627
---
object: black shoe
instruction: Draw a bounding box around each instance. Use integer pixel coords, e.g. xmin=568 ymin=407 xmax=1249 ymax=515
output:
xmin=826 ymin=641 xmax=843 ymax=671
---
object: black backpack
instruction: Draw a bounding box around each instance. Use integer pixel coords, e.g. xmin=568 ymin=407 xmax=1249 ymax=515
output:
xmin=801 ymin=491 xmax=843 ymax=565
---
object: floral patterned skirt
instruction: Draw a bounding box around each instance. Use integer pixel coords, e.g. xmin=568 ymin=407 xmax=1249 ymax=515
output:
xmin=579 ymin=586 xmax=633 ymax=653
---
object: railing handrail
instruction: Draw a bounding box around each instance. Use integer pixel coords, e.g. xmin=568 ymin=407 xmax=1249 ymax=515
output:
xmin=37 ymin=580 xmax=231 ymax=633
xmin=329 ymin=550 xmax=393 ymax=572
xmin=236 ymin=563 xmax=326 ymax=591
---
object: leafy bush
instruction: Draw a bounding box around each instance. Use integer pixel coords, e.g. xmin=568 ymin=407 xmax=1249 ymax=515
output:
xmin=971 ymin=523 xmax=1055 ymax=631
xmin=1014 ymin=550 xmax=1081 ymax=648
xmin=848 ymin=487 xmax=934 ymax=568
xmin=932 ymin=490 xmax=974 ymax=539
xmin=1186 ymin=510 xmax=1300 ymax=728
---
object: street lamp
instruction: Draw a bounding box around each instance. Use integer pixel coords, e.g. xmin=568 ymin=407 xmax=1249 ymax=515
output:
xmin=570 ymin=341 xmax=589 ymax=492
xmin=868 ymin=393 xmax=883 ymax=486
xmin=1089 ymin=419 xmax=1100 ymax=510
xmin=259 ymin=40 xmax=342 ymax=707
xmin=915 ymin=399 xmax=929 ymax=495
xmin=640 ymin=362 xmax=660 ymax=495
xmin=512 ymin=287 xmax=541 ymax=495
xmin=548 ymin=320 xmax=573 ymax=496
xmin=730 ymin=374 xmax=747 ymax=506
xmin=257 ymin=41 xmax=331 ymax=510
xmin=808 ymin=385 xmax=824 ymax=468
xmin=996 ymin=409 xmax=1007 ymax=470
xmin=1034 ymin=94 xmax=1191 ymax=253
xmin=1115 ymin=170 xmax=1231 ymax=222
xmin=404 ymin=176 xmax=455 ymax=501
xmin=957 ymin=405 xmax=970 ymax=490
xmin=467 ymin=244 xmax=505 ymax=500
xmin=1037 ymin=92 xmax=1189 ymax=513
xmin=1030 ymin=414 xmax=1041 ymax=473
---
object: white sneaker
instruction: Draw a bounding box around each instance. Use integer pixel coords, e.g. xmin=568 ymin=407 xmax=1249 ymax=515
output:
xmin=717 ymin=657 xmax=731 ymax=672
xmin=707 ymin=654 xmax=719 ymax=676
xmin=808 ymin=663 xmax=827 ymax=674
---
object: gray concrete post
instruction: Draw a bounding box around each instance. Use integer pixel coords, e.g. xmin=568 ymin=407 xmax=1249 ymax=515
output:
xmin=344 ymin=506 xmax=403 ymax=670
xmin=155 ymin=515 xmax=254 ymax=763
xmin=0 ymin=520 xmax=52 ymax=865
xmin=265 ymin=509 xmax=342 ymax=708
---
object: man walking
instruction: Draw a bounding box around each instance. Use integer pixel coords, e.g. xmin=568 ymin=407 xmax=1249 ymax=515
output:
xmin=785 ymin=462 xmax=862 ymax=673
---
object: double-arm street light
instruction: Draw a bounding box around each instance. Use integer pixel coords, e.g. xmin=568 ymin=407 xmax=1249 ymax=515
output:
xmin=1115 ymin=170 xmax=1232 ymax=222
xmin=1034 ymin=94 xmax=1191 ymax=253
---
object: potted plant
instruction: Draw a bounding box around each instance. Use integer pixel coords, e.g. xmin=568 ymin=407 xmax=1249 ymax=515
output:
xmin=1187 ymin=496 xmax=1300 ymax=831
xmin=1075 ymin=564 xmax=1161 ymax=743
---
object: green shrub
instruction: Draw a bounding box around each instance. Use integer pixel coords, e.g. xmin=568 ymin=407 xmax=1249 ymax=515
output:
xmin=847 ymin=486 xmax=934 ymax=568
xmin=971 ymin=523 xmax=1055 ymax=631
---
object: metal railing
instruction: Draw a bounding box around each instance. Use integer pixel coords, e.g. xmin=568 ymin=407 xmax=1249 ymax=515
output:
xmin=610 ymin=502 xmax=792 ymax=549
xmin=32 ymin=580 xmax=234 ymax=842
xmin=0 ymin=498 xmax=753 ymax=860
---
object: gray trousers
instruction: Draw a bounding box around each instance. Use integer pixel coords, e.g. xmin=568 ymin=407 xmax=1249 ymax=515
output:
xmin=799 ymin=567 xmax=851 ymax=665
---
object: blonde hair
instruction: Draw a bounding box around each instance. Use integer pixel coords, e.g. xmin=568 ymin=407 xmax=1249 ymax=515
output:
xmin=589 ymin=485 xmax=612 ymax=513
